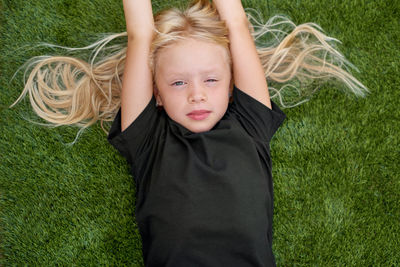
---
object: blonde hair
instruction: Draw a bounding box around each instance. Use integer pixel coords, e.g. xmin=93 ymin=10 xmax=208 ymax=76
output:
xmin=151 ymin=0 xmax=231 ymax=75
xmin=11 ymin=0 xmax=368 ymax=136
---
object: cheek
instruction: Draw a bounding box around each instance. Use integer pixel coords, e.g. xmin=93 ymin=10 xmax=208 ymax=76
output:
xmin=159 ymin=88 xmax=185 ymax=108
xmin=210 ymin=88 xmax=230 ymax=107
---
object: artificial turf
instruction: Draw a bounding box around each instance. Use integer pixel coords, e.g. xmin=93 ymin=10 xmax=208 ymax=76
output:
xmin=1 ymin=0 xmax=399 ymax=265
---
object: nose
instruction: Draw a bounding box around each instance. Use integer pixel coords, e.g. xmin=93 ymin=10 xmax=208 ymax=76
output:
xmin=188 ymin=83 xmax=207 ymax=103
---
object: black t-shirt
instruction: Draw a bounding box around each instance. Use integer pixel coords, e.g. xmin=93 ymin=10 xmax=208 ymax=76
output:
xmin=108 ymin=86 xmax=286 ymax=267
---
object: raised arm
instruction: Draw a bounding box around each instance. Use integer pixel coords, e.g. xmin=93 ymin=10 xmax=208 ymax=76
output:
xmin=213 ymin=0 xmax=271 ymax=109
xmin=121 ymin=0 xmax=154 ymax=131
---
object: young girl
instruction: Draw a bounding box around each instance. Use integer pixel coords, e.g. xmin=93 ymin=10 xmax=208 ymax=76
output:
xmin=13 ymin=0 xmax=367 ymax=265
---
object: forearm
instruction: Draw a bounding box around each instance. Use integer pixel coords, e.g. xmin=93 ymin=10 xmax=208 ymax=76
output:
xmin=212 ymin=0 xmax=248 ymax=27
xmin=123 ymin=0 xmax=154 ymax=38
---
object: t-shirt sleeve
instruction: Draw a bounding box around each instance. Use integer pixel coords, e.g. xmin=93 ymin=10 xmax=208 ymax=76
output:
xmin=229 ymin=86 xmax=286 ymax=143
xmin=107 ymin=96 xmax=158 ymax=165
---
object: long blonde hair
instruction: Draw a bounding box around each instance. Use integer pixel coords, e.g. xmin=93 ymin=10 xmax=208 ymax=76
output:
xmin=11 ymin=0 xmax=368 ymax=135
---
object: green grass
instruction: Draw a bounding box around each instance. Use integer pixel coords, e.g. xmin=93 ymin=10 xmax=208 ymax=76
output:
xmin=1 ymin=0 xmax=399 ymax=265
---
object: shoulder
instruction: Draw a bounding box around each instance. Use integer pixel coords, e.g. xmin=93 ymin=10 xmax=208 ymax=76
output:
xmin=227 ymin=85 xmax=286 ymax=142
xmin=107 ymin=96 xmax=167 ymax=164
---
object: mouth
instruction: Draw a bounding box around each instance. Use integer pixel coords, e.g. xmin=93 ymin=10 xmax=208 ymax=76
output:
xmin=186 ymin=110 xmax=211 ymax=120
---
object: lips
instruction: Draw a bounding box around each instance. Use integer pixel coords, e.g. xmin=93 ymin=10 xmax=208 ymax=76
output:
xmin=187 ymin=110 xmax=211 ymax=120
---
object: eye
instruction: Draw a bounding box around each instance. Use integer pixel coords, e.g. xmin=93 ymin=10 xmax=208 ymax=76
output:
xmin=172 ymin=81 xmax=186 ymax=86
xmin=205 ymin=78 xmax=218 ymax=83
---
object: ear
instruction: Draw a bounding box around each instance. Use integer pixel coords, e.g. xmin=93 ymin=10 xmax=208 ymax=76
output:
xmin=229 ymin=77 xmax=234 ymax=92
xmin=228 ymin=77 xmax=234 ymax=102
xmin=153 ymin=87 xmax=163 ymax=106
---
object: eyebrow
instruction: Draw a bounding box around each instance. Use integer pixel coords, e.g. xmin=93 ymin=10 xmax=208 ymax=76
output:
xmin=164 ymin=68 xmax=223 ymax=78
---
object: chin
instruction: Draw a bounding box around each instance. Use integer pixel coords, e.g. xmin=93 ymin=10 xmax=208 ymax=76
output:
xmin=187 ymin=123 xmax=215 ymax=133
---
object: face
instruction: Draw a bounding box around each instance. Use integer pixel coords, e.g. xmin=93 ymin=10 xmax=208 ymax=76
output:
xmin=154 ymin=38 xmax=232 ymax=133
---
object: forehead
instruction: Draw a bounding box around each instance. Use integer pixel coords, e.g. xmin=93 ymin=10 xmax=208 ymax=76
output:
xmin=155 ymin=38 xmax=230 ymax=77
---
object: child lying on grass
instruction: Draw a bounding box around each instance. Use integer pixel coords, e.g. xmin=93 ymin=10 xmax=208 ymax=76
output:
xmin=12 ymin=0 xmax=367 ymax=265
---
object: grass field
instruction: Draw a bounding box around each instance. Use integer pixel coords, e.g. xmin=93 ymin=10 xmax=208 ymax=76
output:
xmin=1 ymin=0 xmax=399 ymax=265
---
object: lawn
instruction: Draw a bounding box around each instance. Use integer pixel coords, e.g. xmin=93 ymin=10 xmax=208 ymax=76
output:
xmin=1 ymin=0 xmax=399 ymax=265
